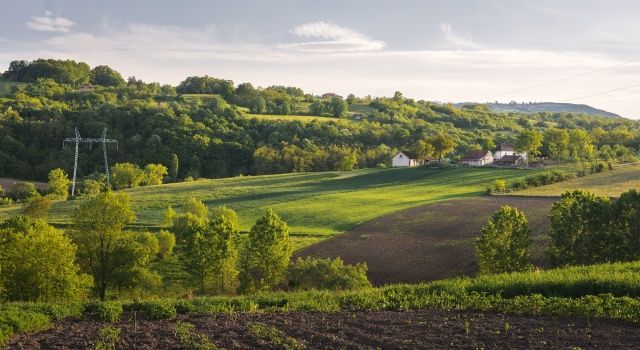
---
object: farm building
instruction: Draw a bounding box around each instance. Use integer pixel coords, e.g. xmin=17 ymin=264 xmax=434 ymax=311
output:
xmin=494 ymin=154 xmax=526 ymax=167
xmin=493 ymin=143 xmax=527 ymax=161
xmin=392 ymin=151 xmax=433 ymax=167
xmin=460 ymin=150 xmax=494 ymax=166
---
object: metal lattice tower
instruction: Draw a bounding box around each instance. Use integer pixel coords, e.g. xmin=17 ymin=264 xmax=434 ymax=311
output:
xmin=63 ymin=127 xmax=118 ymax=197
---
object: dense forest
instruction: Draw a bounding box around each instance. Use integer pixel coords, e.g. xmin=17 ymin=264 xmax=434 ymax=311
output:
xmin=1 ymin=58 xmax=639 ymax=181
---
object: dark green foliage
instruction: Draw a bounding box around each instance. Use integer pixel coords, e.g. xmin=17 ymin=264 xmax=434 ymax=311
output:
xmin=84 ymin=302 xmax=123 ymax=322
xmin=2 ymin=59 xmax=90 ymax=84
xmin=288 ymin=257 xmax=371 ymax=290
xmin=177 ymin=76 xmax=235 ymax=98
xmin=5 ymin=182 xmax=40 ymax=202
xmin=548 ymin=190 xmax=616 ymax=266
xmin=476 ymin=206 xmax=531 ymax=274
xmin=90 ymin=65 xmax=125 ymax=87
xmin=126 ymin=300 xmax=176 ymax=320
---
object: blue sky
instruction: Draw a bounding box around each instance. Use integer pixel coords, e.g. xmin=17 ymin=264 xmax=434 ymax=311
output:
xmin=1 ymin=0 xmax=640 ymax=117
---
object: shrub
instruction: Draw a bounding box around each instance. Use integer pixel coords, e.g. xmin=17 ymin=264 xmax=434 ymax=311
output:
xmin=0 ymin=197 xmax=14 ymax=206
xmin=0 ymin=307 xmax=51 ymax=344
xmin=288 ymin=257 xmax=371 ymax=291
xmin=95 ymin=326 xmax=121 ymax=350
xmin=476 ymin=206 xmax=532 ymax=274
xmin=126 ymin=300 xmax=176 ymax=320
xmin=156 ymin=230 xmax=176 ymax=258
xmin=79 ymin=178 xmax=103 ymax=197
xmin=22 ymin=196 xmax=53 ymax=218
xmin=6 ymin=182 xmax=40 ymax=202
xmin=84 ymin=302 xmax=123 ymax=322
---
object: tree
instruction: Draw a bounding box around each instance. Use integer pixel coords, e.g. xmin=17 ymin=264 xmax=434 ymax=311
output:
xmin=185 ymin=216 xmax=239 ymax=294
xmin=163 ymin=206 xmax=177 ymax=228
xmin=70 ymin=192 xmax=144 ymax=300
xmin=545 ymin=129 xmax=570 ymax=161
xmin=90 ymin=65 xmax=125 ymax=87
xmin=110 ymin=163 xmax=145 ymax=189
xmin=475 ymin=206 xmax=531 ymax=274
xmin=169 ymin=153 xmax=179 ymax=181
xmin=142 ymin=163 xmax=168 ymax=186
xmin=47 ymin=168 xmax=70 ymax=200
xmin=240 ymin=209 xmax=292 ymax=291
xmin=548 ymin=190 xmax=614 ymax=266
xmin=415 ymin=140 xmax=435 ymax=159
xmin=288 ymin=257 xmax=371 ymax=291
xmin=7 ymin=182 xmax=40 ymax=202
xmin=182 ymin=197 xmax=208 ymax=218
xmin=0 ymin=217 xmax=92 ymax=302
xmin=156 ymin=230 xmax=176 ymax=258
xmin=568 ymin=129 xmax=594 ymax=161
xmin=346 ymin=93 xmax=357 ymax=104
xmin=328 ymin=96 xmax=348 ymax=117
xmin=430 ymin=133 xmax=456 ymax=160
xmin=516 ymin=130 xmax=543 ymax=158
xmin=612 ymin=189 xmax=640 ymax=261
xmin=211 ymin=206 xmax=240 ymax=229
xmin=310 ymin=100 xmax=325 ymax=116
xmin=23 ymin=197 xmax=53 ymax=219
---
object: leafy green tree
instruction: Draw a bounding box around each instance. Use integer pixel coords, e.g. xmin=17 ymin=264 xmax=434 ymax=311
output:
xmin=110 ymin=163 xmax=145 ymax=189
xmin=135 ymin=232 xmax=160 ymax=263
xmin=142 ymin=163 xmax=168 ymax=186
xmin=475 ymin=206 xmax=531 ymax=274
xmin=545 ymin=129 xmax=570 ymax=161
xmin=0 ymin=217 xmax=93 ymax=302
xmin=310 ymin=100 xmax=325 ymax=116
xmin=568 ymin=129 xmax=595 ymax=161
xmin=79 ymin=179 xmax=103 ymax=197
xmin=182 ymin=197 xmax=209 ymax=218
xmin=210 ymin=206 xmax=240 ymax=229
xmin=548 ymin=190 xmax=615 ymax=266
xmin=47 ymin=168 xmax=70 ymax=199
xmin=240 ymin=209 xmax=292 ymax=292
xmin=156 ymin=230 xmax=176 ymax=258
xmin=23 ymin=197 xmax=53 ymax=219
xmin=7 ymin=182 xmax=40 ymax=202
xmin=185 ymin=216 xmax=239 ymax=294
xmin=415 ymin=140 xmax=435 ymax=159
xmin=516 ymin=130 xmax=543 ymax=158
xmin=90 ymin=65 xmax=125 ymax=87
xmin=163 ymin=206 xmax=177 ymax=228
xmin=70 ymin=192 xmax=146 ymax=300
xmin=328 ymin=96 xmax=348 ymax=117
xmin=169 ymin=153 xmax=179 ymax=181
xmin=430 ymin=133 xmax=456 ymax=160
xmin=613 ymin=189 xmax=640 ymax=261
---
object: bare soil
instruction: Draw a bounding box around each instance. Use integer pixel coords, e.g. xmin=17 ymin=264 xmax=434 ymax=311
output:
xmin=0 ymin=178 xmax=47 ymax=191
xmin=7 ymin=310 xmax=640 ymax=349
xmin=297 ymin=196 xmax=557 ymax=285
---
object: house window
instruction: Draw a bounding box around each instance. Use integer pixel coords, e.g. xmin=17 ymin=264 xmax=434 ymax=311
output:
xmin=399 ymin=155 xmax=402 ymax=158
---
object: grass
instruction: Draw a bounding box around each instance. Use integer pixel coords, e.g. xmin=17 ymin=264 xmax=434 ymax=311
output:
xmin=516 ymin=163 xmax=640 ymax=197
xmin=348 ymin=103 xmax=377 ymax=115
xmin=246 ymin=113 xmax=344 ymax=123
xmin=0 ymin=167 xmax=550 ymax=249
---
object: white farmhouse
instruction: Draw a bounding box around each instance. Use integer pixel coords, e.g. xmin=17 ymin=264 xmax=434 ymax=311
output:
xmin=459 ymin=150 xmax=494 ymax=166
xmin=392 ymin=151 xmax=432 ymax=167
xmin=493 ymin=143 xmax=527 ymax=161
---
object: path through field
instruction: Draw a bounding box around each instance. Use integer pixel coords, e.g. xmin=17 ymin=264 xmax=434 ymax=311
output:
xmin=298 ymin=196 xmax=557 ymax=285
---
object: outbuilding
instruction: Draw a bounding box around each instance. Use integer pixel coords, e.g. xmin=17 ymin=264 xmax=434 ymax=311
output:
xmin=392 ymin=151 xmax=432 ymax=167
xmin=459 ymin=150 xmax=494 ymax=166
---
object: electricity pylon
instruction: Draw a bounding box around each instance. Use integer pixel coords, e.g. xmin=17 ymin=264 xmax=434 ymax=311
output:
xmin=63 ymin=127 xmax=118 ymax=197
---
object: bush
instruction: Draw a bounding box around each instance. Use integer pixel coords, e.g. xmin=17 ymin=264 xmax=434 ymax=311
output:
xmin=288 ymin=257 xmax=371 ymax=291
xmin=476 ymin=206 xmax=531 ymax=274
xmin=84 ymin=302 xmax=123 ymax=322
xmin=126 ymin=300 xmax=176 ymax=320
xmin=156 ymin=230 xmax=176 ymax=258
xmin=0 ymin=307 xmax=51 ymax=344
xmin=6 ymin=182 xmax=40 ymax=202
xmin=0 ymin=197 xmax=14 ymax=206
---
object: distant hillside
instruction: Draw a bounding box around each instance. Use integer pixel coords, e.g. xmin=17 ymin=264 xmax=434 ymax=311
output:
xmin=483 ymin=102 xmax=621 ymax=118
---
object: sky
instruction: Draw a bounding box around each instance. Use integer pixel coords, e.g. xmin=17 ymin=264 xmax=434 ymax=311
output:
xmin=1 ymin=0 xmax=639 ymax=118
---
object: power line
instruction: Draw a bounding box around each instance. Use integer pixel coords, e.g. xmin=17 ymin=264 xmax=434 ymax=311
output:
xmin=563 ymin=83 xmax=640 ymax=102
xmin=488 ymin=57 xmax=640 ymax=100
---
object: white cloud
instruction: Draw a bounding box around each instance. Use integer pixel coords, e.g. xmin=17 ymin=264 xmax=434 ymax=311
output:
xmin=26 ymin=12 xmax=75 ymax=33
xmin=440 ymin=22 xmax=483 ymax=49
xmin=278 ymin=21 xmax=385 ymax=52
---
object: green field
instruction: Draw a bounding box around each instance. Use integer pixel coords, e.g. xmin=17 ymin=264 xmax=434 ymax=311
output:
xmin=246 ymin=113 xmax=344 ymax=123
xmin=348 ymin=103 xmax=377 ymax=115
xmin=0 ymin=167 xmax=546 ymax=248
xmin=516 ymin=163 xmax=640 ymax=197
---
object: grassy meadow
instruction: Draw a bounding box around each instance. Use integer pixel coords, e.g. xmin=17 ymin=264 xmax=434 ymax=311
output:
xmin=0 ymin=166 xmax=548 ymax=249
xmin=516 ymin=163 xmax=640 ymax=197
xmin=246 ymin=113 xmax=345 ymax=123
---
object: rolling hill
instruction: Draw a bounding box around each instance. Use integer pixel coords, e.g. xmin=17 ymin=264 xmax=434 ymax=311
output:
xmin=483 ymin=102 xmax=621 ymax=118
